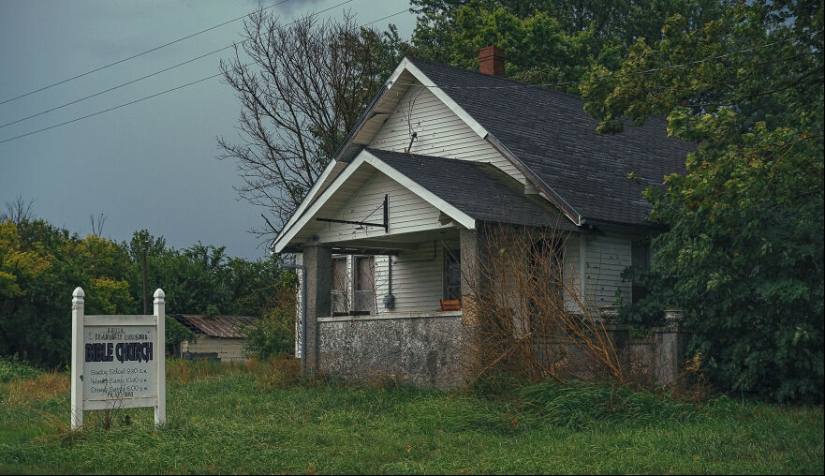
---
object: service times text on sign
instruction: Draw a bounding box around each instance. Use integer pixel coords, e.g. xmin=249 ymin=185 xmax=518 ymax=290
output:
xmin=84 ymin=326 xmax=156 ymax=400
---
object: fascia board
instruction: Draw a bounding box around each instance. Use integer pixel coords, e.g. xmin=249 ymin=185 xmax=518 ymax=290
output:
xmin=331 ymin=59 xmax=412 ymax=163
xmin=272 ymin=159 xmax=343 ymax=252
xmin=272 ymin=158 xmax=365 ymax=253
xmin=272 ymin=150 xmax=476 ymax=253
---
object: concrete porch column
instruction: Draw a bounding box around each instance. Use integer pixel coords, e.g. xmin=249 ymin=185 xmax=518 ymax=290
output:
xmin=652 ymin=311 xmax=690 ymax=385
xmin=302 ymin=244 xmax=332 ymax=375
xmin=459 ymin=227 xmax=488 ymax=328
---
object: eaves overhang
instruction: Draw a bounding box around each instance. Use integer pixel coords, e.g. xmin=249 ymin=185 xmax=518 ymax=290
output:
xmin=271 ymin=150 xmax=476 ymax=254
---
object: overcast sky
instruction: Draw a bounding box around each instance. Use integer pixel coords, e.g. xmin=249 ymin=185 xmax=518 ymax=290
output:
xmin=0 ymin=0 xmax=416 ymax=261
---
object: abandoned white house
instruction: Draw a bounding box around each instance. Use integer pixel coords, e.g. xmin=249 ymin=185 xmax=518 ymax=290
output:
xmin=270 ymin=47 xmax=695 ymax=388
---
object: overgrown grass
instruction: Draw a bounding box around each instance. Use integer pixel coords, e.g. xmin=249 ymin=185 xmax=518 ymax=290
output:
xmin=1 ymin=357 xmax=822 ymax=474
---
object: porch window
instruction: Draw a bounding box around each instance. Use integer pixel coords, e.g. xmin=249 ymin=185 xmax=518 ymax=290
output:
xmin=443 ymin=248 xmax=461 ymax=301
xmin=331 ymin=257 xmax=348 ymax=314
xmin=353 ymin=256 xmax=375 ymax=314
xmin=527 ymin=237 xmax=563 ymax=336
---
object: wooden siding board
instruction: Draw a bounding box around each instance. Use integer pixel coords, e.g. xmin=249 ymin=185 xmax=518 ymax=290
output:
xmin=371 ymin=85 xmax=525 ymax=185
xmin=584 ymin=234 xmax=632 ymax=308
xmin=391 ymin=244 xmax=444 ymax=312
xmin=315 ymin=169 xmax=449 ymax=244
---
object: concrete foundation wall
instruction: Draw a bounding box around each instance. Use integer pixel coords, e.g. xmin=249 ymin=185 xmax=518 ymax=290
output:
xmin=317 ymin=313 xmax=466 ymax=389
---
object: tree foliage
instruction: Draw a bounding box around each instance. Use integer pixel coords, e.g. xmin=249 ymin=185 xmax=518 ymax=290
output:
xmin=409 ymin=0 xmax=727 ymax=88
xmin=0 ymin=217 xmax=291 ymax=369
xmin=0 ymin=219 xmax=133 ymax=368
xmin=218 ymin=10 xmax=412 ymax=240
xmin=582 ymin=0 xmax=824 ymax=402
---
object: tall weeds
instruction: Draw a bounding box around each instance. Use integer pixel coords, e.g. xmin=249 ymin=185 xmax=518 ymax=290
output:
xmin=461 ymin=224 xmax=625 ymax=391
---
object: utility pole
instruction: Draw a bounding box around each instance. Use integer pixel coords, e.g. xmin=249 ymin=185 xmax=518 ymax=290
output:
xmin=142 ymin=240 xmax=148 ymax=315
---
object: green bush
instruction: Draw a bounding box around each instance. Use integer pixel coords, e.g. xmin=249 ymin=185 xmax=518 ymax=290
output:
xmin=240 ymin=309 xmax=295 ymax=359
xmin=0 ymin=355 xmax=41 ymax=383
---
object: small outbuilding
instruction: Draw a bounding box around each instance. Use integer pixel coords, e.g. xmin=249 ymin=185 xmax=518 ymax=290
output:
xmin=173 ymin=315 xmax=258 ymax=362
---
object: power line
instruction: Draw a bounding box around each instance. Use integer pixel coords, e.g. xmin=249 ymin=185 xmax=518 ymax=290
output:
xmin=0 ymin=73 xmax=224 ymax=145
xmin=0 ymin=0 xmax=360 ymax=130
xmin=1 ymin=24 xmax=811 ymax=146
xmin=0 ymin=0 xmax=295 ymax=107
xmin=0 ymin=46 xmax=236 ymax=130
xmin=0 ymin=7 xmax=410 ymax=145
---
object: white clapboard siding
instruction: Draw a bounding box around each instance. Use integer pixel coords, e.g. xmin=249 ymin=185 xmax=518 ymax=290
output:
xmin=388 ymin=242 xmax=446 ymax=312
xmin=561 ymin=234 xmax=632 ymax=312
xmin=584 ymin=234 xmax=632 ymax=308
xmin=314 ymin=167 xmax=448 ymax=244
xmin=562 ymin=236 xmax=584 ymax=313
xmin=370 ymin=85 xmax=527 ymax=186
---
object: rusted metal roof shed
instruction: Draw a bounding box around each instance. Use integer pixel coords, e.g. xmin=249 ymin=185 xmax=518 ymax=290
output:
xmin=174 ymin=315 xmax=259 ymax=338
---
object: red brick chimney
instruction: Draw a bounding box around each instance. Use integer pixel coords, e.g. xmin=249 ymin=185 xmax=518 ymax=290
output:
xmin=478 ymin=46 xmax=506 ymax=76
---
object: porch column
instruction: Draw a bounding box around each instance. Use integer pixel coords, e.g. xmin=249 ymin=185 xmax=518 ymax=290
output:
xmin=459 ymin=227 xmax=487 ymax=328
xmin=652 ymin=310 xmax=690 ymax=385
xmin=303 ymin=243 xmax=332 ymax=375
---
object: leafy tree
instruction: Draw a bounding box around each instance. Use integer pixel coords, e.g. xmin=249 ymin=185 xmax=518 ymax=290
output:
xmin=409 ymin=0 xmax=727 ymax=82
xmin=128 ymin=229 xmax=167 ymax=314
xmin=0 ymin=220 xmax=133 ymax=368
xmin=219 ymin=9 xmax=412 ymax=240
xmin=582 ymin=0 xmax=824 ymax=402
xmin=446 ymin=6 xmax=602 ymax=92
xmin=0 ymin=221 xmax=294 ymax=368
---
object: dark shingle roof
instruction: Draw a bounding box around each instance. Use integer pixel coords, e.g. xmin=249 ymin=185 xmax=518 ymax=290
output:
xmin=367 ymin=148 xmax=573 ymax=230
xmin=407 ymin=57 xmax=695 ymax=227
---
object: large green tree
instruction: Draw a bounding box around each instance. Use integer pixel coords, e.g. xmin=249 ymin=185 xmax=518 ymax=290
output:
xmin=409 ymin=0 xmax=727 ymax=86
xmin=0 ymin=219 xmax=290 ymax=369
xmin=582 ymin=0 xmax=824 ymax=402
xmin=0 ymin=220 xmax=133 ymax=368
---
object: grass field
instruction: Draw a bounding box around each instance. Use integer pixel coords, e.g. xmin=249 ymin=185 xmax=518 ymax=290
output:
xmin=1 ymin=357 xmax=822 ymax=474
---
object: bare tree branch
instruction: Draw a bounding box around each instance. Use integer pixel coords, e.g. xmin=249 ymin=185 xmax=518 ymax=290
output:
xmin=218 ymin=9 xmax=409 ymax=242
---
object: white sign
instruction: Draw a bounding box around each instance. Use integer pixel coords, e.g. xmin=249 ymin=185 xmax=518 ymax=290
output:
xmin=71 ymin=287 xmax=166 ymax=430
xmin=83 ymin=326 xmax=156 ymax=400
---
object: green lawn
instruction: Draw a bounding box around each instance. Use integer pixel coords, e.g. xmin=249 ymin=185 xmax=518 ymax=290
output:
xmin=1 ymin=358 xmax=822 ymax=474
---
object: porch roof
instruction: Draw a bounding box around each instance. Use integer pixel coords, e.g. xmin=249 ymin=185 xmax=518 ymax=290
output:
xmin=367 ymin=149 xmax=572 ymax=230
xmin=273 ymin=149 xmax=573 ymax=254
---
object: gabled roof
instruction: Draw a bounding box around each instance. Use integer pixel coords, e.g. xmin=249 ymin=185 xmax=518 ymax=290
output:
xmin=368 ymin=149 xmax=573 ymax=230
xmin=273 ymin=55 xmax=694 ymax=252
xmin=273 ymin=149 xmax=573 ymax=253
xmin=403 ymin=57 xmax=694 ymax=227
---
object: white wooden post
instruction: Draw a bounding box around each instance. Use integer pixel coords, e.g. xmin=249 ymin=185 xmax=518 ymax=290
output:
xmin=154 ymin=288 xmax=166 ymax=427
xmin=70 ymin=287 xmax=167 ymax=430
xmin=71 ymin=287 xmax=85 ymax=430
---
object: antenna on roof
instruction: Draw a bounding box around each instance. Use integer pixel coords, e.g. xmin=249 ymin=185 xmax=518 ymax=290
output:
xmin=405 ymin=132 xmax=417 ymax=154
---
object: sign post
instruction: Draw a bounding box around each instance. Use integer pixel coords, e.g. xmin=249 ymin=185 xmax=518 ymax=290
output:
xmin=71 ymin=287 xmax=166 ymax=430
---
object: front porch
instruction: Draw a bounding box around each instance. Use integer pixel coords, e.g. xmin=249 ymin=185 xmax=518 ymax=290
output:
xmin=293 ymin=226 xmax=483 ymax=388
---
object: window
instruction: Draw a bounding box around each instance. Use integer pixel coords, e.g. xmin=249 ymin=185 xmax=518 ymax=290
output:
xmin=631 ymin=240 xmax=650 ymax=304
xmin=353 ymin=256 xmax=375 ymax=314
xmin=331 ymin=257 xmax=348 ymax=314
xmin=443 ymin=249 xmax=461 ymax=301
xmin=526 ymin=237 xmax=563 ymax=337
